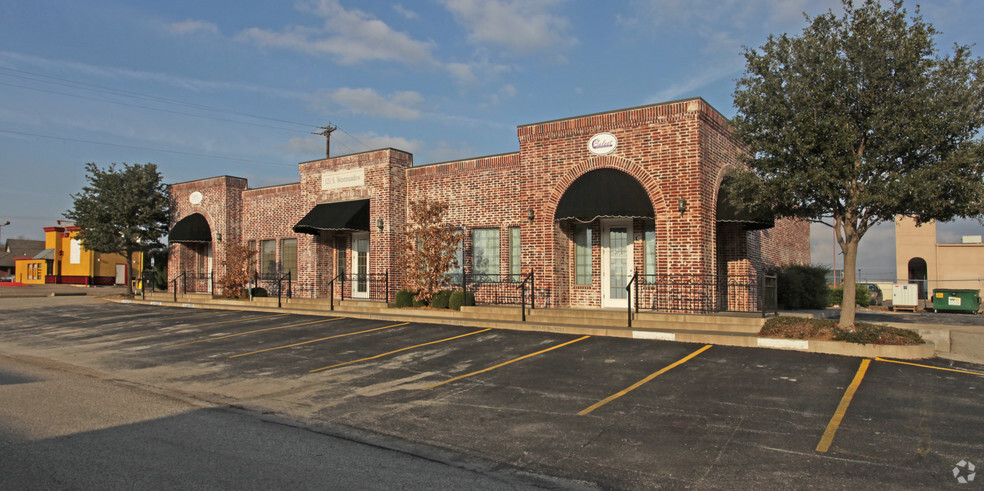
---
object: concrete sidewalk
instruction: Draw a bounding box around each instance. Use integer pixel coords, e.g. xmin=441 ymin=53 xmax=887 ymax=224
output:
xmin=0 ymin=284 xmax=129 ymax=298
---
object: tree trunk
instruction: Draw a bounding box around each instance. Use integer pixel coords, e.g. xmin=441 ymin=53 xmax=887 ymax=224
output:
xmin=125 ymin=249 xmax=134 ymax=297
xmin=838 ymin=238 xmax=860 ymax=329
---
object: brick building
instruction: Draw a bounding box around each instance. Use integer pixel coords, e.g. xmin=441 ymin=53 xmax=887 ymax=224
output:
xmin=168 ymin=98 xmax=809 ymax=312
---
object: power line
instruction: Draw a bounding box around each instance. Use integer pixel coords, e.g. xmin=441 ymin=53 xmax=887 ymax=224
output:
xmin=0 ymin=128 xmax=295 ymax=167
xmin=0 ymin=67 xmax=319 ymax=129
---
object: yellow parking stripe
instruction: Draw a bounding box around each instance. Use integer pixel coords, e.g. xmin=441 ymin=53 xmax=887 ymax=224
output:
xmin=578 ymin=344 xmax=712 ymax=416
xmin=309 ymin=328 xmax=491 ymax=373
xmin=114 ymin=313 xmax=288 ymax=341
xmin=162 ymin=317 xmax=343 ymax=348
xmin=423 ymin=335 xmax=590 ymax=390
xmin=816 ymin=358 xmax=871 ymax=453
xmin=229 ymin=322 xmax=410 ymax=359
xmin=875 ymin=357 xmax=984 ymax=376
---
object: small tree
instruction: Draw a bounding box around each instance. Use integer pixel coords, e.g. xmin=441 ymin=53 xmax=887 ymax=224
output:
xmin=398 ymin=199 xmax=463 ymax=304
xmin=219 ymin=243 xmax=256 ymax=298
xmin=65 ymin=162 xmax=170 ymax=295
xmin=732 ymin=0 xmax=984 ymax=328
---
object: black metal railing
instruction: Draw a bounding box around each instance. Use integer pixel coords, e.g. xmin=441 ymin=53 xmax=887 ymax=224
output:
xmin=328 ymin=271 xmax=390 ymax=306
xmin=459 ymin=271 xmax=551 ymax=309
xmin=170 ymin=272 xmax=187 ymax=302
xmin=519 ymin=270 xmax=535 ymax=321
xmin=628 ymin=273 xmax=775 ymax=315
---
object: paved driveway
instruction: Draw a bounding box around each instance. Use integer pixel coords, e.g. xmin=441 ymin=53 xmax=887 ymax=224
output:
xmin=2 ymin=301 xmax=983 ymax=488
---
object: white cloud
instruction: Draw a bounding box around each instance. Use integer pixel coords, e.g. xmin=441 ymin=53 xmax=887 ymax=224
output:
xmin=393 ymin=4 xmax=419 ymax=20
xmin=445 ymin=58 xmax=512 ymax=85
xmin=236 ymin=0 xmax=439 ymax=66
xmin=281 ymin=135 xmax=324 ymax=155
xmin=165 ymin=19 xmax=219 ymax=36
xmin=438 ymin=0 xmax=576 ymax=53
xmin=344 ymin=131 xmax=424 ymax=154
xmin=313 ymin=87 xmax=424 ymax=120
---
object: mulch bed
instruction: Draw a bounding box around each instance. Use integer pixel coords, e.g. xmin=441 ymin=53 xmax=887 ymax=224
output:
xmin=760 ymin=316 xmax=924 ymax=345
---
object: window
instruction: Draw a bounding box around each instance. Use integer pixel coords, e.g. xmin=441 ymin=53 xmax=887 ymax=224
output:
xmin=449 ymin=230 xmax=464 ymax=285
xmin=644 ymin=221 xmax=656 ymax=277
xmin=281 ymin=239 xmax=297 ymax=280
xmin=335 ymin=236 xmax=346 ymax=277
xmin=70 ymin=238 xmax=81 ymax=264
xmin=575 ymin=224 xmax=592 ymax=285
xmin=247 ymin=240 xmax=256 ymax=271
xmin=508 ymin=227 xmax=521 ymax=279
xmin=260 ymin=240 xmax=276 ymax=279
xmin=472 ymin=228 xmax=500 ymax=280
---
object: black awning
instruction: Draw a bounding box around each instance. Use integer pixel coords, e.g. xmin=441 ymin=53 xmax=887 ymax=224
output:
xmin=555 ymin=169 xmax=655 ymax=221
xmin=293 ymin=199 xmax=370 ymax=235
xmin=169 ymin=213 xmax=212 ymax=243
xmin=716 ymin=182 xmax=774 ymax=230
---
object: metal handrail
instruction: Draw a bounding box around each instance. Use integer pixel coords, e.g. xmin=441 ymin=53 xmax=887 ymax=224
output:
xmin=518 ymin=270 xmax=535 ymax=322
xmin=171 ymin=271 xmax=187 ymax=302
xmin=626 ymin=269 xmax=639 ymax=327
xmin=327 ymin=273 xmax=343 ymax=311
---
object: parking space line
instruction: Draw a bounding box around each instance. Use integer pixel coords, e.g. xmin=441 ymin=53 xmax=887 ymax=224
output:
xmin=816 ymin=358 xmax=871 ymax=453
xmin=874 ymin=357 xmax=984 ymax=376
xmin=578 ymin=344 xmax=713 ymax=416
xmin=309 ymin=328 xmax=491 ymax=373
xmin=162 ymin=317 xmax=343 ymax=348
xmin=113 ymin=313 xmax=288 ymax=341
xmin=422 ymin=335 xmax=591 ymax=390
xmin=229 ymin=322 xmax=410 ymax=359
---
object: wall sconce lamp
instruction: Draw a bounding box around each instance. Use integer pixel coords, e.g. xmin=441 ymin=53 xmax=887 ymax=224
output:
xmin=527 ymin=208 xmax=535 ymax=222
xmin=216 ymin=232 xmax=222 ymax=242
xmin=377 ymin=218 xmax=384 ymax=232
xmin=677 ymin=197 xmax=687 ymax=216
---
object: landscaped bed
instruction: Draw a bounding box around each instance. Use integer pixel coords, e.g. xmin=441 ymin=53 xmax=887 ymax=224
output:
xmin=760 ymin=316 xmax=925 ymax=346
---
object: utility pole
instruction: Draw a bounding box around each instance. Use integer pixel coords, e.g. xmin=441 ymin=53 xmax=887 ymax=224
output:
xmin=313 ymin=123 xmax=337 ymax=158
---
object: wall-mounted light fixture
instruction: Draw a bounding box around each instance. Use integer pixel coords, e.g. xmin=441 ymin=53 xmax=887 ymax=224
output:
xmin=377 ymin=218 xmax=384 ymax=232
xmin=678 ymin=197 xmax=687 ymax=216
xmin=527 ymin=208 xmax=535 ymax=222
xmin=216 ymin=232 xmax=222 ymax=242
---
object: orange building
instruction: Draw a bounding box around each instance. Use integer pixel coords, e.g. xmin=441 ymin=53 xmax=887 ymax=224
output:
xmin=14 ymin=222 xmax=143 ymax=285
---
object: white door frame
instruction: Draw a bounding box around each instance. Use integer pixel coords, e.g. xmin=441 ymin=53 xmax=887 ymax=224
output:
xmin=600 ymin=219 xmax=633 ymax=309
xmin=352 ymin=232 xmax=370 ymax=299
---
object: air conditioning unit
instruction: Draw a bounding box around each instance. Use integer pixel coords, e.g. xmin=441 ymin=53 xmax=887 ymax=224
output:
xmin=892 ymin=284 xmax=920 ymax=312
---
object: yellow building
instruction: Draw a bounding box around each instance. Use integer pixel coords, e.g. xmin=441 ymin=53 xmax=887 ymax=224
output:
xmin=895 ymin=216 xmax=984 ymax=301
xmin=13 ymin=223 xmax=143 ymax=286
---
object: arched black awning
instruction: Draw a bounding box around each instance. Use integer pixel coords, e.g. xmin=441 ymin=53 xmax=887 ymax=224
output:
xmin=293 ymin=199 xmax=370 ymax=235
xmin=716 ymin=181 xmax=774 ymax=230
xmin=554 ymin=169 xmax=655 ymax=221
xmin=169 ymin=213 xmax=212 ymax=243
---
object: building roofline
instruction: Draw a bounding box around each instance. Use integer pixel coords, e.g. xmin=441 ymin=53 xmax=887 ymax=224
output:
xmin=517 ymin=96 xmax=717 ymax=129
xmin=168 ymin=175 xmax=249 ymax=187
xmin=412 ymin=151 xmax=520 ymax=169
xmin=246 ymin=181 xmax=301 ymax=191
xmin=298 ymin=147 xmax=413 ymax=166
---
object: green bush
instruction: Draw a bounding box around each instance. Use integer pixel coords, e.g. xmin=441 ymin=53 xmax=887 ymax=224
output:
xmin=395 ymin=289 xmax=415 ymax=308
xmin=827 ymin=284 xmax=871 ymax=308
xmin=431 ymin=290 xmax=452 ymax=309
xmin=464 ymin=291 xmax=475 ymax=307
xmin=449 ymin=290 xmax=476 ymax=310
xmin=770 ymin=264 xmax=830 ymax=310
xmin=250 ymin=287 xmax=268 ymax=297
xmin=412 ymin=293 xmax=427 ymax=308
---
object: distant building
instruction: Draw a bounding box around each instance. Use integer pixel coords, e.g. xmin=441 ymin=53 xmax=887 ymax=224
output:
xmin=0 ymin=238 xmax=45 ymax=276
xmin=895 ymin=216 xmax=984 ymax=300
xmin=13 ymin=223 xmax=143 ymax=285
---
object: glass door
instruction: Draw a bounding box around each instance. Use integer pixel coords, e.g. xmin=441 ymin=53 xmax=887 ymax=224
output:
xmin=601 ymin=219 xmax=633 ymax=308
xmin=352 ymin=233 xmax=369 ymax=298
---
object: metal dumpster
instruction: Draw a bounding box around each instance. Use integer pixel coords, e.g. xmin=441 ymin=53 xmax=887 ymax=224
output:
xmin=932 ymin=289 xmax=982 ymax=313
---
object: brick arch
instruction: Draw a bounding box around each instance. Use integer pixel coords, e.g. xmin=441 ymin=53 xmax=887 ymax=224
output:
xmin=710 ymin=163 xmax=740 ymax=219
xmin=545 ymin=155 xmax=667 ymax=220
xmin=171 ymin=209 xmax=218 ymax=243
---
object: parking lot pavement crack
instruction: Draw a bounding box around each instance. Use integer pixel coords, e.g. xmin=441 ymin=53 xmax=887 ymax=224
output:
xmin=694 ymin=417 xmax=744 ymax=487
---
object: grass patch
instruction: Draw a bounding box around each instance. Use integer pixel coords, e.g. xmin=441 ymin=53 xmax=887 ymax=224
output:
xmin=760 ymin=316 xmax=924 ymax=346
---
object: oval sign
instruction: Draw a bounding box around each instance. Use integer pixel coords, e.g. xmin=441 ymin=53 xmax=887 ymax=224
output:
xmin=189 ymin=191 xmax=203 ymax=205
xmin=587 ymin=132 xmax=617 ymax=155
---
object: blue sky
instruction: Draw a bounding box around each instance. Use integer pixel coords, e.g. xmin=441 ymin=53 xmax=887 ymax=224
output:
xmin=1 ymin=0 xmax=981 ymax=281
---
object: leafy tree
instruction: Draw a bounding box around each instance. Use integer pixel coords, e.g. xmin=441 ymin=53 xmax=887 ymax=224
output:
xmin=398 ymin=199 xmax=464 ymax=303
xmin=732 ymin=0 xmax=984 ymax=328
xmin=65 ymin=162 xmax=170 ymax=296
xmin=219 ymin=242 xmax=256 ymax=298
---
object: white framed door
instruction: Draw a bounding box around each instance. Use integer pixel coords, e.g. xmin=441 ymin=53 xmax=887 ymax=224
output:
xmin=115 ymin=264 xmax=126 ymax=285
xmin=352 ymin=233 xmax=370 ymax=299
xmin=601 ymin=219 xmax=633 ymax=308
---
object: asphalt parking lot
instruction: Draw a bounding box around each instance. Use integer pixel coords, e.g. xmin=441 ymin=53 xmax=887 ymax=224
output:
xmin=2 ymin=301 xmax=984 ymax=488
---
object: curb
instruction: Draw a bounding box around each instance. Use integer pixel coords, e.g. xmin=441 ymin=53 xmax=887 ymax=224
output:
xmin=110 ymin=297 xmax=937 ymax=360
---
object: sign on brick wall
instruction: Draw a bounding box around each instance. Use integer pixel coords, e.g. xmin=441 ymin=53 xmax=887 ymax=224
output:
xmin=321 ymin=168 xmax=365 ymax=191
